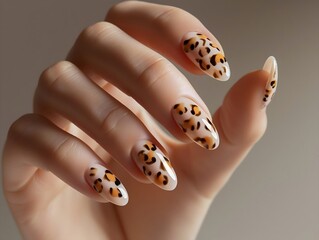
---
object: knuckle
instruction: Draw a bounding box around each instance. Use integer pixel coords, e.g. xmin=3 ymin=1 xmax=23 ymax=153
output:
xmin=35 ymin=61 xmax=78 ymax=112
xmin=106 ymin=1 xmax=141 ymax=21
xmin=7 ymin=114 xmax=38 ymax=141
xmin=52 ymin=137 xmax=77 ymax=163
xmin=100 ymin=105 xmax=129 ymax=136
xmin=153 ymin=6 xmax=190 ymax=27
xmin=137 ymin=58 xmax=174 ymax=90
xmin=105 ymin=1 xmax=126 ymax=20
xmin=78 ymin=21 xmax=116 ymax=44
xmin=38 ymin=61 xmax=76 ymax=89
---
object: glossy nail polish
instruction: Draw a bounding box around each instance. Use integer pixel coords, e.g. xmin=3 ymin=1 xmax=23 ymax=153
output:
xmin=262 ymin=56 xmax=278 ymax=107
xmin=132 ymin=141 xmax=177 ymax=191
xmin=172 ymin=98 xmax=219 ymax=150
xmin=182 ymin=32 xmax=230 ymax=81
xmin=86 ymin=164 xmax=128 ymax=206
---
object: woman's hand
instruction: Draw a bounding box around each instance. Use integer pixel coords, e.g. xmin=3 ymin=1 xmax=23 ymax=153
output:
xmin=2 ymin=1 xmax=278 ymax=240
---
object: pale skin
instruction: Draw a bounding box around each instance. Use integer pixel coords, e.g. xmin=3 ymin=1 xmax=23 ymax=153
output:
xmin=2 ymin=2 xmax=271 ymax=240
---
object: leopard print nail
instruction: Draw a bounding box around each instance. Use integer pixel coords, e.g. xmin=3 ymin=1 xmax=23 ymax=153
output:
xmin=86 ymin=164 xmax=128 ymax=206
xmin=172 ymin=98 xmax=219 ymax=150
xmin=262 ymin=56 xmax=278 ymax=107
xmin=182 ymin=32 xmax=230 ymax=81
xmin=133 ymin=141 xmax=177 ymax=191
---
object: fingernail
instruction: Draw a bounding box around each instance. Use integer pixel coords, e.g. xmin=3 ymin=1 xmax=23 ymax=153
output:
xmin=132 ymin=141 xmax=177 ymax=191
xmin=262 ymin=56 xmax=278 ymax=107
xmin=182 ymin=32 xmax=230 ymax=81
xmin=172 ymin=98 xmax=219 ymax=150
xmin=85 ymin=164 xmax=129 ymax=206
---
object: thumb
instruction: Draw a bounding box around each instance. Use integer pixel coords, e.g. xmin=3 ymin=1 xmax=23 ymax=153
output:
xmin=180 ymin=56 xmax=278 ymax=198
xmin=215 ymin=56 xmax=278 ymax=148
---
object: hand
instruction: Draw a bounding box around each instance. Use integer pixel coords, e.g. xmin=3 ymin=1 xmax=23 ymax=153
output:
xmin=2 ymin=1 xmax=278 ymax=239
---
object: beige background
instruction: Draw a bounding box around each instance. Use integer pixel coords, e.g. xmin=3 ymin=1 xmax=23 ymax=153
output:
xmin=1 ymin=0 xmax=318 ymax=239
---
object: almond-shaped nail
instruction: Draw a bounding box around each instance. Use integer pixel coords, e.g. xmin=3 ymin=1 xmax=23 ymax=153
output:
xmin=132 ymin=141 xmax=177 ymax=191
xmin=172 ymin=98 xmax=219 ymax=150
xmin=182 ymin=32 xmax=230 ymax=81
xmin=262 ymin=56 xmax=278 ymax=107
xmin=85 ymin=164 xmax=128 ymax=206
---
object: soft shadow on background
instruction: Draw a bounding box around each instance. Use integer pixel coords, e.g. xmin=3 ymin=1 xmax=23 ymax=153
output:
xmin=1 ymin=0 xmax=318 ymax=239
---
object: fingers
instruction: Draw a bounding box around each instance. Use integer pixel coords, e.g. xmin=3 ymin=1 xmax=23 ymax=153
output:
xmin=106 ymin=1 xmax=230 ymax=80
xmin=34 ymin=61 xmax=177 ymax=191
xmin=183 ymin=57 xmax=278 ymax=197
xmin=3 ymin=114 xmax=129 ymax=206
xmin=67 ymin=21 xmax=219 ymax=150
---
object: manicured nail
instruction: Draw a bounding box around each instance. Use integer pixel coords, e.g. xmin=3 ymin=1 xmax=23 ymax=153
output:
xmin=262 ymin=56 xmax=278 ymax=107
xmin=132 ymin=141 xmax=177 ymax=191
xmin=172 ymin=98 xmax=219 ymax=150
xmin=182 ymin=32 xmax=230 ymax=81
xmin=86 ymin=164 xmax=128 ymax=206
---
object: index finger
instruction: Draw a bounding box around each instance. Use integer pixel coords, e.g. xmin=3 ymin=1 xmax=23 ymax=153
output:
xmin=106 ymin=1 xmax=230 ymax=81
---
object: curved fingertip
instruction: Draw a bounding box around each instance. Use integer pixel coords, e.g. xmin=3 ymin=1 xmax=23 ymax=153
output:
xmin=85 ymin=164 xmax=129 ymax=206
xmin=181 ymin=32 xmax=231 ymax=81
xmin=131 ymin=140 xmax=177 ymax=191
